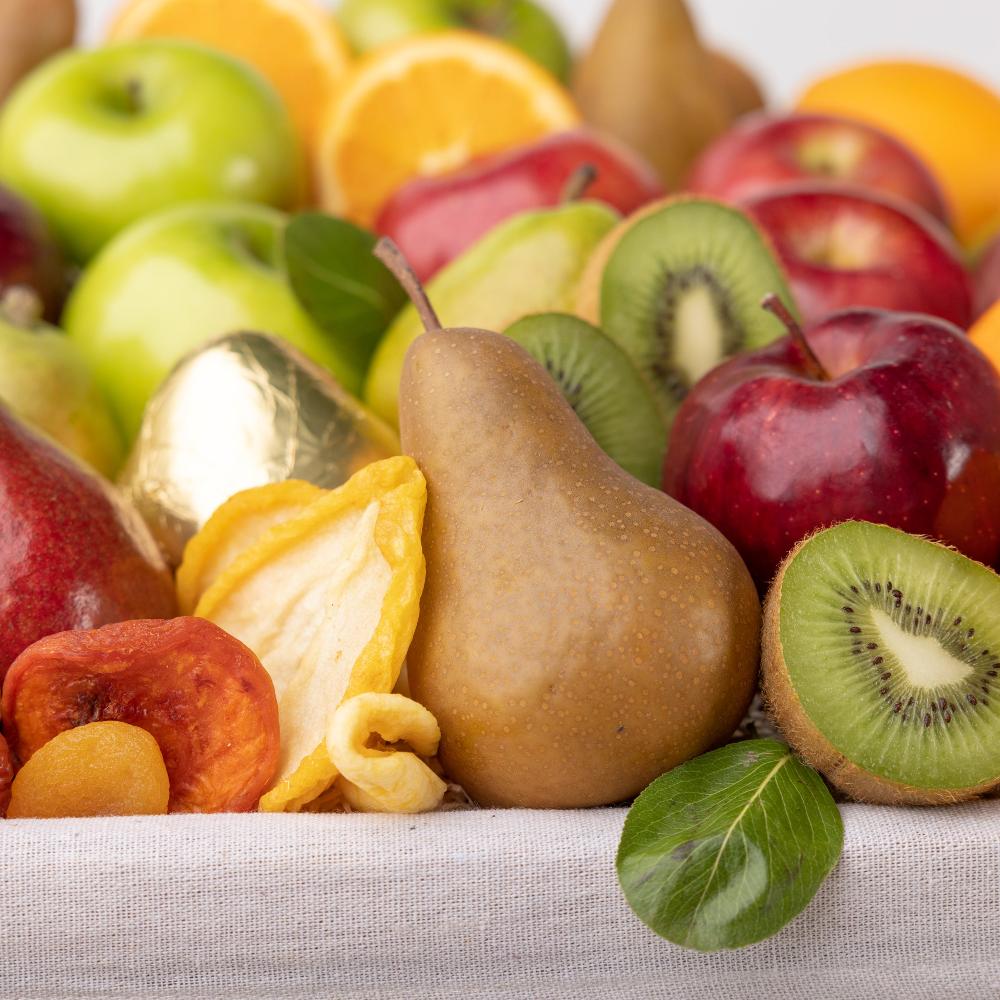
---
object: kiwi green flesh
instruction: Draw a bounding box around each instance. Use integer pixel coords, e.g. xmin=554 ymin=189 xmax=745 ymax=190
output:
xmin=599 ymin=200 xmax=796 ymax=424
xmin=777 ymin=521 xmax=1000 ymax=791
xmin=505 ymin=313 xmax=665 ymax=486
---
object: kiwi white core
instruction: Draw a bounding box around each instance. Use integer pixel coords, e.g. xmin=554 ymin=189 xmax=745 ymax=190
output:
xmin=675 ymin=285 xmax=727 ymax=384
xmin=871 ymin=608 xmax=973 ymax=688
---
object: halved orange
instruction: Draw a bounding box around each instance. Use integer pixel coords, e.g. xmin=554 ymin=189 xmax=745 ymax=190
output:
xmin=108 ymin=0 xmax=352 ymax=178
xmin=317 ymin=31 xmax=579 ymax=226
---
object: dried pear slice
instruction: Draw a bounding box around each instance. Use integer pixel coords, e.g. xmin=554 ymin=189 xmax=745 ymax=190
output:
xmin=177 ymin=480 xmax=325 ymax=614
xmin=328 ymin=693 xmax=446 ymax=814
xmin=192 ymin=456 xmax=426 ymax=812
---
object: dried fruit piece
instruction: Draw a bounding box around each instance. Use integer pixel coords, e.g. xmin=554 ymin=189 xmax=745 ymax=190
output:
xmin=5 ymin=721 xmax=169 ymax=819
xmin=2 ymin=617 xmax=279 ymax=813
xmin=328 ymin=693 xmax=445 ymax=814
xmin=0 ymin=733 xmax=11 ymax=817
xmin=191 ymin=456 xmax=426 ymax=811
xmin=176 ymin=479 xmax=324 ymax=613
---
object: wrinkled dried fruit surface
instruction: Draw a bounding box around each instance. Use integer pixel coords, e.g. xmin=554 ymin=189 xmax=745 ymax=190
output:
xmin=187 ymin=456 xmax=426 ymax=812
xmin=176 ymin=480 xmax=324 ymax=614
xmin=2 ymin=617 xmax=279 ymax=813
xmin=0 ymin=732 xmax=11 ymax=817
xmin=328 ymin=693 xmax=445 ymax=814
xmin=5 ymin=721 xmax=169 ymax=819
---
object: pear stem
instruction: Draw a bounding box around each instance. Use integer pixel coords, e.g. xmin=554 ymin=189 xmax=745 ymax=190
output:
xmin=761 ymin=294 xmax=830 ymax=381
xmin=560 ymin=162 xmax=599 ymax=204
xmin=374 ymin=237 xmax=442 ymax=334
xmin=0 ymin=285 xmax=44 ymax=329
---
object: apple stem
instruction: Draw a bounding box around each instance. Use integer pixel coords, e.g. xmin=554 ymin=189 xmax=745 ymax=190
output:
xmin=561 ymin=163 xmax=599 ymax=204
xmin=125 ymin=78 xmax=143 ymax=114
xmin=761 ymin=294 xmax=830 ymax=381
xmin=0 ymin=286 xmax=43 ymax=329
xmin=374 ymin=237 xmax=442 ymax=333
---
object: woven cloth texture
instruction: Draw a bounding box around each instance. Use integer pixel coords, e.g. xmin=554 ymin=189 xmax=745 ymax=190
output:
xmin=1 ymin=802 xmax=998 ymax=1000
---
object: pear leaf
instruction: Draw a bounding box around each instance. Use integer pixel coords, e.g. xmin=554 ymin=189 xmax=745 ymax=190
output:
xmin=617 ymin=739 xmax=843 ymax=952
xmin=283 ymin=213 xmax=405 ymax=375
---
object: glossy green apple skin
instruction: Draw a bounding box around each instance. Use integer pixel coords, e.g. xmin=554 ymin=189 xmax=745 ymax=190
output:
xmin=0 ymin=40 xmax=301 ymax=262
xmin=337 ymin=0 xmax=571 ymax=82
xmin=64 ymin=202 xmax=361 ymax=442
xmin=364 ymin=200 xmax=618 ymax=426
xmin=0 ymin=313 xmax=123 ymax=478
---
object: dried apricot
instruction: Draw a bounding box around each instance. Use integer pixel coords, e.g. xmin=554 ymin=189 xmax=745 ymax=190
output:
xmin=2 ymin=617 xmax=279 ymax=813
xmin=5 ymin=721 xmax=169 ymax=819
xmin=0 ymin=733 xmax=11 ymax=817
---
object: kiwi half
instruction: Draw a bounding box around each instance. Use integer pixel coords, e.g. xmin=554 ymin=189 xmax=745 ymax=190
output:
xmin=763 ymin=520 xmax=1000 ymax=805
xmin=505 ymin=313 xmax=665 ymax=486
xmin=578 ymin=197 xmax=797 ymax=425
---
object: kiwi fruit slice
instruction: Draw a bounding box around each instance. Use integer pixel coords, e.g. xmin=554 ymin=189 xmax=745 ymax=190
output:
xmin=505 ymin=313 xmax=665 ymax=486
xmin=763 ymin=520 xmax=1000 ymax=805
xmin=578 ymin=197 xmax=797 ymax=425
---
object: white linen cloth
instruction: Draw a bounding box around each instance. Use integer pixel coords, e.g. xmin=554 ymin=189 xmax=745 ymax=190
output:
xmin=1 ymin=802 xmax=998 ymax=999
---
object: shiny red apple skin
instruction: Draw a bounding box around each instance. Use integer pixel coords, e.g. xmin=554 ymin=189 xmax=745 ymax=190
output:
xmin=743 ymin=186 xmax=973 ymax=328
xmin=0 ymin=184 xmax=66 ymax=321
xmin=0 ymin=403 xmax=177 ymax=684
xmin=374 ymin=129 xmax=664 ymax=281
xmin=686 ymin=112 xmax=950 ymax=225
xmin=974 ymin=233 xmax=1000 ymax=320
xmin=663 ymin=309 xmax=1000 ymax=588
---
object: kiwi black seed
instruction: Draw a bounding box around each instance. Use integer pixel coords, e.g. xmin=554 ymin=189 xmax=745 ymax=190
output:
xmin=505 ymin=313 xmax=665 ymax=486
xmin=597 ymin=198 xmax=797 ymax=425
xmin=763 ymin=520 xmax=1000 ymax=805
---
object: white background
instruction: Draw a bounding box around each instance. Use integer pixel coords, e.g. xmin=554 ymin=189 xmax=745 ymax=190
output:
xmin=77 ymin=0 xmax=1000 ymax=104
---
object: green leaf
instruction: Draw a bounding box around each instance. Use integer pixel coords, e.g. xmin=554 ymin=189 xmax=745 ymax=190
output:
xmin=283 ymin=212 xmax=406 ymax=376
xmin=616 ymin=739 xmax=843 ymax=952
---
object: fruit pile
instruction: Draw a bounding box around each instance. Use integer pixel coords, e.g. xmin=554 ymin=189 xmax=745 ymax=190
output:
xmin=1 ymin=0 xmax=1000 ymax=953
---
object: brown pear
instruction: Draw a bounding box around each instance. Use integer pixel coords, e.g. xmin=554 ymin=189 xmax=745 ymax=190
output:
xmin=0 ymin=0 xmax=76 ymax=101
xmin=378 ymin=240 xmax=760 ymax=809
xmin=572 ymin=0 xmax=733 ymax=189
xmin=709 ymin=49 xmax=766 ymax=119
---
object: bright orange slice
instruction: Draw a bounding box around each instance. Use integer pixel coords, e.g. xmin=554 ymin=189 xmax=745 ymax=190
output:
xmin=108 ymin=0 xmax=351 ymax=178
xmin=318 ymin=30 xmax=579 ymax=225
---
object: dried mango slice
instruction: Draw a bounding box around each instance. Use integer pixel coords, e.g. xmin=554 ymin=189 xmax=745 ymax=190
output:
xmin=176 ymin=480 xmax=324 ymax=614
xmin=192 ymin=456 xmax=426 ymax=812
xmin=328 ymin=693 xmax=446 ymax=814
xmin=6 ymin=721 xmax=170 ymax=819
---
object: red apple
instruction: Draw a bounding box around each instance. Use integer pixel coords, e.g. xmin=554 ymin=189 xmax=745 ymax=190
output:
xmin=686 ymin=112 xmax=949 ymax=225
xmin=374 ymin=128 xmax=664 ymax=281
xmin=0 ymin=184 xmax=66 ymax=322
xmin=974 ymin=233 xmax=1000 ymax=320
xmin=0 ymin=403 xmax=177 ymax=684
xmin=742 ymin=186 xmax=973 ymax=328
xmin=663 ymin=301 xmax=1000 ymax=587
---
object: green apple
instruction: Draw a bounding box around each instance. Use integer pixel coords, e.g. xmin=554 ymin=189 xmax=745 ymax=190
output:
xmin=0 ymin=288 xmax=122 ymax=478
xmin=64 ymin=202 xmax=361 ymax=442
xmin=336 ymin=0 xmax=572 ymax=82
xmin=364 ymin=199 xmax=619 ymax=426
xmin=0 ymin=40 xmax=301 ymax=262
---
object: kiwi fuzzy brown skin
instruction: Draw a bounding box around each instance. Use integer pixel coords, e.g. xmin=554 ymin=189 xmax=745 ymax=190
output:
xmin=762 ymin=527 xmax=1000 ymax=806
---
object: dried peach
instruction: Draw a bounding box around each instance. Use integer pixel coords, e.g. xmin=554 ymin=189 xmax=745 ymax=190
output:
xmin=5 ymin=721 xmax=169 ymax=819
xmin=2 ymin=617 xmax=279 ymax=813
xmin=0 ymin=732 xmax=11 ymax=817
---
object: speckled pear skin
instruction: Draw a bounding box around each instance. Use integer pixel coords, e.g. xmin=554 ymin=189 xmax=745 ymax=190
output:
xmin=399 ymin=326 xmax=761 ymax=808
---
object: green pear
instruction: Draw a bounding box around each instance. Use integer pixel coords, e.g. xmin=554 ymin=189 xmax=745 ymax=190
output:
xmin=0 ymin=289 xmax=122 ymax=478
xmin=364 ymin=200 xmax=618 ymax=426
xmin=378 ymin=241 xmax=760 ymax=808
